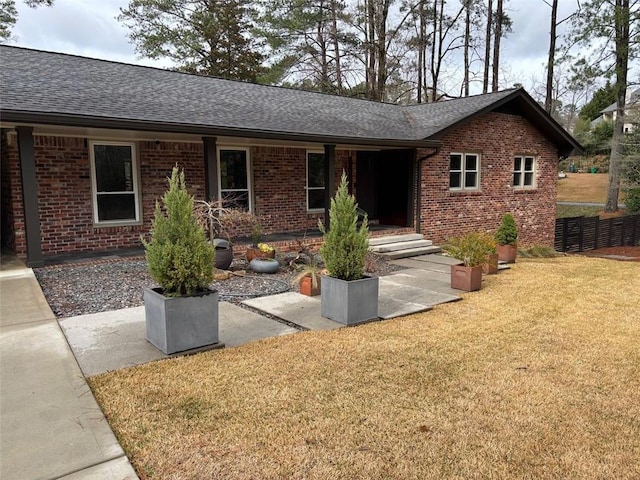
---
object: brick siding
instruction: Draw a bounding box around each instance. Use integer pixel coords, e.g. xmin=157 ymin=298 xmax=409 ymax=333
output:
xmin=418 ymin=111 xmax=558 ymax=247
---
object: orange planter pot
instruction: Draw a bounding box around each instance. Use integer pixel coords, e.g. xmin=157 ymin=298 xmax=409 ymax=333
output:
xmin=299 ymin=275 xmax=321 ymax=296
xmin=246 ymin=247 xmax=275 ymax=262
xmin=451 ymin=264 xmax=483 ymax=292
xmin=483 ymin=253 xmax=499 ymax=275
xmin=497 ymin=244 xmax=517 ymax=263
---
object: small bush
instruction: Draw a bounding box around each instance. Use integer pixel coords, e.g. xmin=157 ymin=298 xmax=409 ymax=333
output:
xmin=143 ymin=167 xmax=215 ymax=296
xmin=519 ymin=246 xmax=560 ymax=258
xmin=623 ymin=188 xmax=640 ymax=214
xmin=495 ymin=213 xmax=518 ymax=245
xmin=443 ymin=232 xmax=494 ymax=267
xmin=319 ymin=173 xmax=369 ymax=281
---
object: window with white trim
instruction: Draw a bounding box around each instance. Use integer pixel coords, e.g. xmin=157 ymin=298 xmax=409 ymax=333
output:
xmin=513 ymin=155 xmax=535 ymax=188
xmin=89 ymin=141 xmax=140 ymax=224
xmin=307 ymin=151 xmax=325 ymax=211
xmin=449 ymin=153 xmax=479 ymax=190
xmin=219 ymin=148 xmax=251 ymax=211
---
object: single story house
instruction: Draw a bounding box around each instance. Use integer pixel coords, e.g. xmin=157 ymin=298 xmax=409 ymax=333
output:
xmin=0 ymin=46 xmax=581 ymax=267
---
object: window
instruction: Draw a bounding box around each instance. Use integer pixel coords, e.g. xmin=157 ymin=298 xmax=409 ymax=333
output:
xmin=307 ymin=151 xmax=325 ymax=211
xmin=513 ymin=156 xmax=535 ymax=188
xmin=219 ymin=148 xmax=251 ymax=210
xmin=449 ymin=153 xmax=479 ymax=190
xmin=90 ymin=141 xmax=140 ymax=224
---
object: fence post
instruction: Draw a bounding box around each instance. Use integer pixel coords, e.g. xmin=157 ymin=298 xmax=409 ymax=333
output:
xmin=594 ymin=217 xmax=600 ymax=250
xmin=607 ymin=217 xmax=613 ymax=247
xmin=562 ymin=218 xmax=568 ymax=252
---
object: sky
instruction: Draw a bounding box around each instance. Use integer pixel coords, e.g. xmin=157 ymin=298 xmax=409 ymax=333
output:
xmin=8 ymin=0 xmax=586 ymax=98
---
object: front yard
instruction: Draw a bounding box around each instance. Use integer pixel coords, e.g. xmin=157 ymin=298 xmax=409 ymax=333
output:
xmin=90 ymin=256 xmax=640 ymax=479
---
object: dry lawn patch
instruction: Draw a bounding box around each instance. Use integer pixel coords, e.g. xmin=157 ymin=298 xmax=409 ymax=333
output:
xmin=557 ymin=173 xmax=614 ymax=204
xmin=91 ymin=257 xmax=640 ymax=479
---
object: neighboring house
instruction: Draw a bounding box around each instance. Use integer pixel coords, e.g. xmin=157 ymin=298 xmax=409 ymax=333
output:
xmin=592 ymin=88 xmax=639 ymax=133
xmin=0 ymin=46 xmax=581 ymax=266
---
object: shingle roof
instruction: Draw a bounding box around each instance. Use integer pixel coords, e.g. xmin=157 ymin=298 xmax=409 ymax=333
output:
xmin=0 ymin=45 xmax=580 ymax=153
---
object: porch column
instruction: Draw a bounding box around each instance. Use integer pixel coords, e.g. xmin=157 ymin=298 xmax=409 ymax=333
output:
xmin=16 ymin=127 xmax=43 ymax=267
xmin=323 ymin=144 xmax=336 ymax=229
xmin=203 ymin=136 xmax=218 ymax=200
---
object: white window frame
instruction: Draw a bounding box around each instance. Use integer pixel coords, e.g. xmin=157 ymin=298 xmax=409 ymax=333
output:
xmin=306 ymin=150 xmax=325 ymax=212
xmin=449 ymin=152 xmax=480 ymax=191
xmin=89 ymin=140 xmax=141 ymax=226
xmin=217 ymin=147 xmax=253 ymax=212
xmin=513 ymin=155 xmax=536 ymax=189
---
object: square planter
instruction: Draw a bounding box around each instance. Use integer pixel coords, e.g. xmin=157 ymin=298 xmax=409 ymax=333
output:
xmin=451 ymin=265 xmax=483 ymax=292
xmin=321 ymin=275 xmax=379 ymax=325
xmin=497 ymin=243 xmax=517 ymax=263
xmin=144 ymin=287 xmax=220 ymax=355
xmin=483 ymin=253 xmax=499 ymax=275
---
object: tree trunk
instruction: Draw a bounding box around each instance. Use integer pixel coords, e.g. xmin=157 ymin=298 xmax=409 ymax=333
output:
xmin=483 ymin=0 xmax=493 ymax=93
xmin=330 ymin=0 xmax=343 ymax=93
xmin=417 ymin=1 xmax=426 ymax=103
xmin=604 ymin=0 xmax=630 ymax=213
xmin=376 ymin=0 xmax=389 ymax=101
xmin=463 ymin=0 xmax=471 ymax=97
xmin=367 ymin=0 xmax=377 ymax=99
xmin=545 ymin=0 xmax=558 ymax=113
xmin=492 ymin=0 xmax=502 ymax=92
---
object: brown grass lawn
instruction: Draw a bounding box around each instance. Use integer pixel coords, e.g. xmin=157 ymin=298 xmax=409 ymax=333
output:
xmin=90 ymin=257 xmax=640 ymax=479
xmin=557 ymin=173 xmax=613 ymax=204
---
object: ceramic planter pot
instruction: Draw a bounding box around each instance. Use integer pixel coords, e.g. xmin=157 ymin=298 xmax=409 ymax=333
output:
xmin=299 ymin=275 xmax=321 ymax=296
xmin=483 ymin=253 xmax=499 ymax=275
xmin=497 ymin=243 xmax=517 ymax=263
xmin=451 ymin=264 xmax=483 ymax=292
xmin=249 ymin=258 xmax=279 ymax=273
xmin=321 ymin=275 xmax=379 ymax=325
xmin=144 ymin=287 xmax=219 ymax=355
xmin=213 ymin=238 xmax=233 ymax=270
xmin=246 ymin=247 xmax=275 ymax=262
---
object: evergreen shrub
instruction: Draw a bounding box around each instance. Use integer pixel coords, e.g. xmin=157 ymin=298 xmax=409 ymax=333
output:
xmin=319 ymin=172 xmax=369 ymax=281
xmin=143 ymin=166 xmax=215 ymax=296
xmin=495 ymin=213 xmax=518 ymax=245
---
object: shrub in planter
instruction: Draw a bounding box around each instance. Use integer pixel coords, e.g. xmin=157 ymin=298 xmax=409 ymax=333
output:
xmin=142 ymin=167 xmax=219 ymax=354
xmin=495 ymin=213 xmax=518 ymax=263
xmin=319 ymin=173 xmax=378 ymax=324
xmin=443 ymin=232 xmax=493 ymax=292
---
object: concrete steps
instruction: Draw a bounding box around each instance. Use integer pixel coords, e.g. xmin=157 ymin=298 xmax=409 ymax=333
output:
xmin=370 ymin=233 xmax=442 ymax=259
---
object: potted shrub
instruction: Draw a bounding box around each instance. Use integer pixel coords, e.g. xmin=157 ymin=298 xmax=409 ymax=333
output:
xmin=444 ymin=232 xmax=493 ymax=292
xmin=319 ymin=172 xmax=378 ymax=324
xmin=142 ymin=167 xmax=220 ymax=355
xmin=246 ymin=224 xmax=274 ymax=261
xmin=495 ymin=213 xmax=518 ymax=263
xmin=482 ymin=233 xmax=499 ymax=275
xmin=292 ymin=256 xmax=322 ymax=296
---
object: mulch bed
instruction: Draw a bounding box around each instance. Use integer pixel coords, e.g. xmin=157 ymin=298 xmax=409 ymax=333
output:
xmin=578 ymin=246 xmax=640 ymax=261
xmin=34 ymin=253 xmax=405 ymax=318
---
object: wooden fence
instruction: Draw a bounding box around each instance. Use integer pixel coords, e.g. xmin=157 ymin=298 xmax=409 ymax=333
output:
xmin=554 ymin=214 xmax=640 ymax=252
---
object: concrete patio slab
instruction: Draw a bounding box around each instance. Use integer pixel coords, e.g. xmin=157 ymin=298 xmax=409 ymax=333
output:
xmin=57 ymin=457 xmax=137 ymax=480
xmin=60 ymin=302 xmax=299 ymax=376
xmin=378 ymin=276 xmax=460 ymax=308
xmin=243 ymin=292 xmax=342 ymax=331
xmin=409 ymin=254 xmax=462 ymax=265
xmin=391 ymin=258 xmax=452 ymax=273
xmin=0 ymin=270 xmax=58 ymax=327
xmin=385 ymin=268 xmax=462 ymax=296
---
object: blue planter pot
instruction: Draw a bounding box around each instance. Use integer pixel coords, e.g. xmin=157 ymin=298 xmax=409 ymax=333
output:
xmin=249 ymin=258 xmax=279 ymax=273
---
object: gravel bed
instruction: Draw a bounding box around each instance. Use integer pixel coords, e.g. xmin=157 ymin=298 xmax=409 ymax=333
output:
xmin=34 ymin=253 xmax=405 ymax=319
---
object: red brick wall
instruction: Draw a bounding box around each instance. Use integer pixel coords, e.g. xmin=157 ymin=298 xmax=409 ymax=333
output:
xmin=4 ymin=136 xmax=355 ymax=259
xmin=419 ymin=111 xmax=558 ymax=247
xmin=253 ymin=146 xmax=351 ymax=234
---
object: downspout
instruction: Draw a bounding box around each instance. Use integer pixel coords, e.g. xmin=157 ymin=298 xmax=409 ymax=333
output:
xmin=415 ymin=146 xmax=440 ymax=234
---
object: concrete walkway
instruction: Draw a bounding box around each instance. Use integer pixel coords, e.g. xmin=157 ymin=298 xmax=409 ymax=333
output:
xmin=0 ymin=261 xmax=138 ymax=480
xmin=0 ymin=252 xmax=465 ymax=479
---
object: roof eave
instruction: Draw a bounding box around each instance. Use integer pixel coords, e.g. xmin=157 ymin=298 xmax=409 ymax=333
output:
xmin=0 ymin=110 xmax=440 ymax=149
